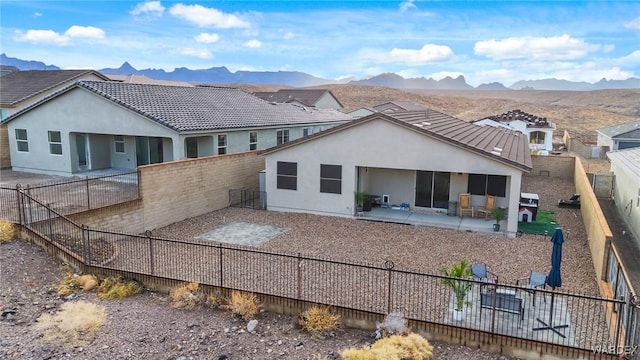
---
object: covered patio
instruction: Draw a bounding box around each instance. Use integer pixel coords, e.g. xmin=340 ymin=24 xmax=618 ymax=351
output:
xmin=356 ymin=207 xmax=508 ymax=235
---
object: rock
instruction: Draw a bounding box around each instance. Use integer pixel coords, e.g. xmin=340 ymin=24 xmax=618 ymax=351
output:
xmin=247 ymin=319 xmax=258 ymax=332
xmin=217 ymin=355 xmax=229 ymax=360
xmin=1 ymin=309 xmax=16 ymax=317
xmin=5 ymin=313 xmax=16 ymax=321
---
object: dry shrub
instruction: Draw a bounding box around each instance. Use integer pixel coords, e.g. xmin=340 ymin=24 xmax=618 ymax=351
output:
xmin=227 ymin=291 xmax=261 ymax=320
xmin=169 ymin=282 xmax=204 ymax=309
xmin=0 ymin=219 xmax=15 ymax=242
xmin=74 ymin=274 xmax=99 ymax=291
xmin=299 ymin=305 xmax=341 ymax=333
xmin=97 ymin=276 xmax=143 ymax=300
xmin=341 ymin=333 xmax=434 ymax=360
xmin=36 ymin=300 xmax=106 ymax=346
xmin=204 ymin=290 xmax=221 ymax=307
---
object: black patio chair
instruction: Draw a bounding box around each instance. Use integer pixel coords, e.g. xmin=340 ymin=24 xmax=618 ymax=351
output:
xmin=516 ymin=271 xmax=547 ymax=306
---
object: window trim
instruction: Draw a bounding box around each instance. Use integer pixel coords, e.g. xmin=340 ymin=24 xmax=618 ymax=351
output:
xmin=276 ymin=161 xmax=297 ymax=190
xmin=114 ymin=135 xmax=125 ymax=153
xmin=48 ymin=130 xmax=63 ymax=155
xmin=276 ymin=129 xmax=290 ymax=145
xmin=529 ymin=131 xmax=546 ymax=145
xmin=15 ymin=128 xmax=29 ymax=152
xmin=303 ymin=127 xmax=313 ymax=137
xmin=217 ymin=134 xmax=227 ymax=155
xmin=249 ymin=131 xmax=258 ymax=151
xmin=320 ymin=164 xmax=342 ymax=194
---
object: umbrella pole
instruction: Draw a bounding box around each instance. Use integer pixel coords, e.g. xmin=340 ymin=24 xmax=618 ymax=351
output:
xmin=533 ymin=292 xmax=569 ymax=338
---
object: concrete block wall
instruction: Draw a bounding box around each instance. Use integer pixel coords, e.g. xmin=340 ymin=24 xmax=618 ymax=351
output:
xmin=68 ymin=200 xmax=144 ymax=233
xmin=139 ymin=151 xmax=265 ymax=231
xmin=0 ymin=124 xmax=11 ymax=169
xmin=525 ymin=154 xmax=575 ymax=179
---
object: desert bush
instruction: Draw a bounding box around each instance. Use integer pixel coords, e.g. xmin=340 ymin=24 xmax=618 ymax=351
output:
xmin=374 ymin=312 xmax=407 ymax=338
xmin=58 ymin=273 xmax=76 ymax=296
xmin=170 ymin=282 xmax=204 ymax=309
xmin=204 ymin=289 xmax=221 ymax=307
xmin=97 ymin=276 xmax=143 ymax=300
xmin=0 ymin=219 xmax=15 ymax=242
xmin=299 ymin=305 xmax=341 ymax=333
xmin=36 ymin=300 xmax=106 ymax=346
xmin=58 ymin=273 xmax=100 ymax=296
xmin=341 ymin=333 xmax=433 ymax=360
xmin=227 ymin=291 xmax=261 ymax=320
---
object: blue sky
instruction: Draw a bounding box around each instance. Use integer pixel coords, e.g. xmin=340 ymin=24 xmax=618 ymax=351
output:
xmin=1 ymin=1 xmax=639 ymax=86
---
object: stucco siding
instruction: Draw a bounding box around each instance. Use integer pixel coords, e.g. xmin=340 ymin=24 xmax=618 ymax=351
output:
xmin=315 ymin=93 xmax=342 ymax=110
xmin=367 ymin=168 xmax=415 ymax=208
xmin=611 ymin=161 xmax=640 ymax=240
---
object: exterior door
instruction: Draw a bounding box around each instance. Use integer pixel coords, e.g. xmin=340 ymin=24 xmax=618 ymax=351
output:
xmin=415 ymin=171 xmax=450 ymax=209
xmin=76 ymin=134 xmax=89 ymax=169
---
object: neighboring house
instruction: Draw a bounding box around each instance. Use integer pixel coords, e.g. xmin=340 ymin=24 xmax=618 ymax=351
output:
xmin=1 ymin=81 xmax=351 ymax=176
xmin=253 ymin=89 xmax=343 ymax=111
xmin=348 ymin=101 xmax=429 ymax=118
xmin=105 ymin=74 xmax=195 ymax=87
xmin=0 ymin=65 xmax=19 ymax=76
xmin=597 ymin=120 xmax=640 ymax=151
xmin=607 ymin=148 xmax=640 ymax=242
xmin=262 ymin=110 xmax=532 ymax=236
xmin=0 ymin=69 xmax=111 ymax=168
xmin=473 ymin=110 xmax=556 ymax=154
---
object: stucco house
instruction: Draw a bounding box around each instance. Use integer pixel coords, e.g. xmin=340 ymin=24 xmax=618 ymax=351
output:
xmin=261 ymin=110 xmax=532 ymax=236
xmin=473 ymin=110 xmax=556 ymax=154
xmin=1 ymin=81 xmax=351 ymax=176
xmin=348 ymin=101 xmax=429 ymax=118
xmin=607 ymin=148 xmax=640 ymax=242
xmin=597 ymin=120 xmax=640 ymax=151
xmin=0 ymin=69 xmax=110 ymax=168
xmin=253 ymin=89 xmax=343 ymax=111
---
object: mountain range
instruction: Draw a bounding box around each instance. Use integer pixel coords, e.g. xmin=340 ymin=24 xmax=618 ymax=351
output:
xmin=2 ymin=53 xmax=639 ymax=91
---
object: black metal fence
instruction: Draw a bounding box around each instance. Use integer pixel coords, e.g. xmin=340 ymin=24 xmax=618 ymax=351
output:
xmin=16 ymin=188 xmax=640 ymax=358
xmin=0 ymin=171 xmax=139 ymax=222
xmin=229 ymin=189 xmax=265 ymax=210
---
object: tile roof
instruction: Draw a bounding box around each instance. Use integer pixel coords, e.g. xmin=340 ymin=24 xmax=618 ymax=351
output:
xmin=105 ymin=74 xmax=195 ymax=87
xmin=607 ymin=147 xmax=640 ymax=180
xmin=263 ymin=110 xmax=532 ymax=171
xmin=372 ymin=101 xmax=429 ymax=112
xmin=2 ymin=81 xmax=352 ymax=132
xmin=597 ymin=121 xmax=640 ymax=139
xmin=0 ymin=70 xmax=110 ymax=107
xmin=474 ymin=109 xmax=554 ymax=129
xmin=253 ymin=89 xmax=343 ymax=108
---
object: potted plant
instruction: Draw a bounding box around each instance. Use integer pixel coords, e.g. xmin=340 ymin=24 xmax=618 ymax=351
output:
xmin=440 ymin=259 xmax=473 ymax=321
xmin=354 ymin=191 xmax=368 ymax=214
xmin=491 ymin=207 xmax=507 ymax=231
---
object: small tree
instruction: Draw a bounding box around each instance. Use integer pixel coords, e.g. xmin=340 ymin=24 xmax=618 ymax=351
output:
xmin=491 ymin=207 xmax=507 ymax=225
xmin=354 ymin=191 xmax=367 ymax=208
xmin=440 ymin=259 xmax=473 ymax=312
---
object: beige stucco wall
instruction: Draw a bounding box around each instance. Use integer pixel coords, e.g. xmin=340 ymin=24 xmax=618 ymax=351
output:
xmin=265 ymin=118 xmax=524 ymax=233
xmin=526 ymin=155 xmax=575 ymax=179
xmin=610 ymin=157 xmax=640 ymax=241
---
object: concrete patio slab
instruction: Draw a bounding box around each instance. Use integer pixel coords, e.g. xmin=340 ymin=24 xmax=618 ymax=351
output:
xmin=196 ymin=222 xmax=289 ymax=246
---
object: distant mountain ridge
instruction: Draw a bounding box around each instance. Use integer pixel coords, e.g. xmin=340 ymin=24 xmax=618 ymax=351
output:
xmin=2 ymin=53 xmax=638 ymax=91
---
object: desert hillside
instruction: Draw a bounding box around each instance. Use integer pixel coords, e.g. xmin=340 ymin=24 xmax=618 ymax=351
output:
xmin=230 ymin=83 xmax=639 ymax=143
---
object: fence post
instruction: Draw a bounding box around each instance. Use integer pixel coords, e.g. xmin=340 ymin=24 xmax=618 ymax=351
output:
xmin=85 ymin=176 xmax=91 ymax=209
xmin=218 ymin=245 xmax=223 ymax=287
xmin=15 ymin=184 xmax=23 ymax=225
xmin=145 ymin=230 xmax=154 ymax=276
xmin=26 ymin=184 xmax=33 ymax=225
xmin=385 ymin=260 xmax=394 ymax=314
xmin=47 ymin=204 xmax=53 ymax=238
xmin=297 ymin=253 xmax=302 ymax=300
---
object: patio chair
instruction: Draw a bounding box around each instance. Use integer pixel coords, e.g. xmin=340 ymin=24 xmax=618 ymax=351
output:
xmin=458 ymin=193 xmax=474 ymax=218
xmin=476 ymin=195 xmax=496 ymax=219
xmin=516 ymin=271 xmax=547 ymax=306
xmin=471 ymin=263 xmax=498 ymax=284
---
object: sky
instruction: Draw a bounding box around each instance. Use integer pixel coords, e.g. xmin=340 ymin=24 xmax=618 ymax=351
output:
xmin=1 ymin=1 xmax=639 ymax=87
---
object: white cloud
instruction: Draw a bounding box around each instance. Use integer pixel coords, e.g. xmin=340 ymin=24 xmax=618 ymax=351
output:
xmin=64 ymin=25 xmax=105 ymax=40
xmin=283 ymin=31 xmax=294 ymax=40
xmin=194 ymin=33 xmax=219 ymax=43
xmin=363 ymin=44 xmax=455 ymax=65
xmin=474 ymin=34 xmax=600 ymax=61
xmin=624 ymin=16 xmax=640 ymax=30
xmin=14 ymin=30 xmax=69 ymax=45
xmin=130 ymin=1 xmax=165 ymax=16
xmin=169 ymin=4 xmax=250 ymax=28
xmin=243 ymin=39 xmax=262 ymax=48
xmin=399 ymin=0 xmax=416 ymax=12
xmin=177 ymin=48 xmax=212 ymax=59
xmin=34 ymin=12 xmax=42 ymax=17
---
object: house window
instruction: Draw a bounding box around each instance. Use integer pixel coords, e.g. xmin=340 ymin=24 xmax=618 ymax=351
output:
xmin=186 ymin=137 xmax=198 ymax=158
xmin=48 ymin=131 xmax=62 ymax=155
xmin=320 ymin=164 xmax=342 ymax=194
xmin=277 ymin=161 xmax=297 ymax=190
xmin=468 ymin=174 xmax=506 ymax=197
xmin=303 ymin=127 xmax=313 ymax=137
xmin=249 ymin=131 xmax=258 ymax=150
xmin=218 ymin=134 xmax=227 ymax=155
xmin=114 ymin=135 xmax=125 ymax=153
xmin=277 ymin=129 xmax=289 ymax=145
xmin=15 ymin=129 xmax=29 ymax=152
xmin=530 ymin=131 xmax=546 ymax=144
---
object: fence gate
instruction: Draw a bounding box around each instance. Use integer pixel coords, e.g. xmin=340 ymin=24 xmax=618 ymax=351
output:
xmin=627 ymin=296 xmax=640 ymax=359
xmin=588 ymin=173 xmax=614 ymax=199
xmin=228 ymin=189 xmax=265 ymax=210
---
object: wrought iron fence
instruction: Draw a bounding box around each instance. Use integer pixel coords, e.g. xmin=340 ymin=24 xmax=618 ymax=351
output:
xmin=0 ymin=171 xmax=139 ymax=221
xmin=16 ymin=188 xmax=639 ymax=358
xmin=229 ymin=189 xmax=265 ymax=210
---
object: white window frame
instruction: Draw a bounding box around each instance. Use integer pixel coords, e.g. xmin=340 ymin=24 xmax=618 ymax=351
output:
xmin=249 ymin=131 xmax=258 ymax=151
xmin=15 ymin=129 xmax=29 ymax=152
xmin=217 ymin=134 xmax=227 ymax=155
xmin=303 ymin=127 xmax=313 ymax=137
xmin=277 ymin=129 xmax=289 ymax=145
xmin=114 ymin=135 xmax=125 ymax=153
xmin=48 ymin=130 xmax=62 ymax=155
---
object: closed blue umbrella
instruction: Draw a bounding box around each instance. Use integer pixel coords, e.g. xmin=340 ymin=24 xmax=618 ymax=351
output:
xmin=546 ymin=227 xmax=564 ymax=289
